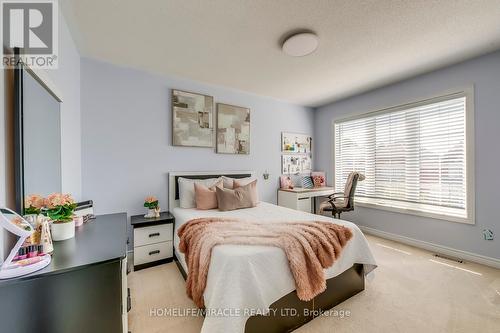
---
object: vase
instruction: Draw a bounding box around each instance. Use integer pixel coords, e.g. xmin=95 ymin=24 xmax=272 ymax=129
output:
xmin=50 ymin=219 xmax=75 ymax=241
xmin=144 ymin=207 xmax=160 ymax=218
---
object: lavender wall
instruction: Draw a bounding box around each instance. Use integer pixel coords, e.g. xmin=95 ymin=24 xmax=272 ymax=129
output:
xmin=80 ymin=58 xmax=314 ymax=245
xmin=314 ymin=50 xmax=500 ymax=259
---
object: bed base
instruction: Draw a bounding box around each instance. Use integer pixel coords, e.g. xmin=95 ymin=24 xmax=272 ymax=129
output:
xmin=174 ymin=254 xmax=188 ymax=280
xmin=174 ymin=255 xmax=364 ymax=333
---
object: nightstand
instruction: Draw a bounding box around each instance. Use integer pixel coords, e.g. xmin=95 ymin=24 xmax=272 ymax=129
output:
xmin=131 ymin=212 xmax=175 ymax=271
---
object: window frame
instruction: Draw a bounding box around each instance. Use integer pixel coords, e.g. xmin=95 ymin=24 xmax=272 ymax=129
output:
xmin=331 ymin=87 xmax=475 ymax=224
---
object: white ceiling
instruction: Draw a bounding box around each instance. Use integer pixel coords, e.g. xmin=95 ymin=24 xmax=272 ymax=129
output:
xmin=61 ymin=0 xmax=500 ymax=107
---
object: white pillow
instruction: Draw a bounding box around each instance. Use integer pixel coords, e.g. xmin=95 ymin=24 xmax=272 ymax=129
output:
xmin=221 ymin=176 xmax=256 ymax=189
xmin=178 ymin=177 xmax=222 ymax=208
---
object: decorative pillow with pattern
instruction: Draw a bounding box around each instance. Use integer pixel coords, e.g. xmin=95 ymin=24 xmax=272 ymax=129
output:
xmin=301 ymin=176 xmax=314 ymax=189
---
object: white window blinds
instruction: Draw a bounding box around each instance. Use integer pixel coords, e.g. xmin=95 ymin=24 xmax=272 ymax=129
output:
xmin=334 ymin=93 xmax=472 ymax=222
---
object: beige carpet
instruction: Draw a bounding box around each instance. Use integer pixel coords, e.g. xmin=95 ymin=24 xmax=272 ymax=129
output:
xmin=128 ymin=234 xmax=500 ymax=333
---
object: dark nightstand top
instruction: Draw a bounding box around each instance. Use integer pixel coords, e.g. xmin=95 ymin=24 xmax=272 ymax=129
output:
xmin=131 ymin=211 xmax=175 ymax=228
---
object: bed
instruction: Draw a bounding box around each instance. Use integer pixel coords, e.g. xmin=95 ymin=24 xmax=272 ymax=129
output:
xmin=168 ymin=171 xmax=377 ymax=333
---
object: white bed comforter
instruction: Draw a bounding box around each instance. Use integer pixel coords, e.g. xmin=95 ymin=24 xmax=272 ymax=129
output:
xmin=172 ymin=202 xmax=377 ymax=333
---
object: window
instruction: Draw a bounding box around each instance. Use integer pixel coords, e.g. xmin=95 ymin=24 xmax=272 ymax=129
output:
xmin=334 ymin=91 xmax=474 ymax=223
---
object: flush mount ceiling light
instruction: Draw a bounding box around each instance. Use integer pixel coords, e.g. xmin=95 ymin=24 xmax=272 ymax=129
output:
xmin=282 ymin=32 xmax=319 ymax=57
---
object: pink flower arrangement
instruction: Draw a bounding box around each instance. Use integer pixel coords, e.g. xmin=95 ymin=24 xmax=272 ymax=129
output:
xmin=24 ymin=194 xmax=45 ymax=214
xmin=144 ymin=196 xmax=159 ymax=209
xmin=23 ymin=193 xmax=77 ymax=223
xmin=44 ymin=193 xmax=76 ymax=209
xmin=44 ymin=193 xmax=77 ymax=223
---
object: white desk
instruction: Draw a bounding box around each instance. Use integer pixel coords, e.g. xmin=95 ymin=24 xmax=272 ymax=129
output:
xmin=277 ymin=187 xmax=335 ymax=214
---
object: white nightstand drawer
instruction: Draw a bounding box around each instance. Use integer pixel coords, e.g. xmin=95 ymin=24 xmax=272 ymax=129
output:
xmin=134 ymin=241 xmax=173 ymax=266
xmin=134 ymin=224 xmax=173 ymax=246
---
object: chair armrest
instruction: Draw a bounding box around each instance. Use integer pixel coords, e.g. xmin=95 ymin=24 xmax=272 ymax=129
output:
xmin=322 ymin=200 xmax=337 ymax=210
xmin=327 ymin=192 xmax=345 ymax=199
xmin=324 ymin=195 xmax=349 ymax=210
xmin=326 ymin=196 xmax=349 ymax=204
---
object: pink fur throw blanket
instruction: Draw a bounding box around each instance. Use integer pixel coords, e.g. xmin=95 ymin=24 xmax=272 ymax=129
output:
xmin=178 ymin=218 xmax=353 ymax=308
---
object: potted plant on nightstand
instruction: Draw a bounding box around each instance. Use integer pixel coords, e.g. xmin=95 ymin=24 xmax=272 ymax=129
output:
xmin=144 ymin=196 xmax=160 ymax=218
xmin=45 ymin=193 xmax=78 ymax=241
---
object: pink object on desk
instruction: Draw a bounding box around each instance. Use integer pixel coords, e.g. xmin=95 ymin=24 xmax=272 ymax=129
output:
xmin=311 ymin=171 xmax=326 ymax=187
xmin=74 ymin=216 xmax=84 ymax=227
xmin=280 ymin=176 xmax=294 ymax=189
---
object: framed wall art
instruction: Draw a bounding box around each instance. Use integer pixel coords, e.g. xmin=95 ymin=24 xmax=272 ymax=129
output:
xmin=216 ymin=103 xmax=250 ymax=154
xmin=172 ymin=89 xmax=214 ymax=147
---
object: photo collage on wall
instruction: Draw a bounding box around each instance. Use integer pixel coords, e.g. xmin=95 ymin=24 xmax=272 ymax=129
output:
xmin=281 ymin=132 xmax=312 ymax=175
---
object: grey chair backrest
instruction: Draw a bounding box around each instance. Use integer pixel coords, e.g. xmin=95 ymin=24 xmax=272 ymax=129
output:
xmin=344 ymin=172 xmax=361 ymax=210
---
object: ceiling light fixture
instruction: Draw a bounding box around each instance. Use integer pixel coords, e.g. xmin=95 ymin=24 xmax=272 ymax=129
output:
xmin=282 ymin=32 xmax=319 ymax=57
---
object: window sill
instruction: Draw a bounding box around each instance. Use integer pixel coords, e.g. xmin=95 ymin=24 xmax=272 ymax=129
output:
xmin=355 ymin=198 xmax=474 ymax=225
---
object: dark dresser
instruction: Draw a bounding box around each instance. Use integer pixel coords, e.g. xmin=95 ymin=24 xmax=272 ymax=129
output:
xmin=0 ymin=213 xmax=128 ymax=333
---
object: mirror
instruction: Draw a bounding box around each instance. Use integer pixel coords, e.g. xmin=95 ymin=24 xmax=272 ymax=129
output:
xmin=0 ymin=208 xmax=33 ymax=235
xmin=22 ymin=70 xmax=62 ymax=196
xmin=14 ymin=52 xmax=62 ymax=214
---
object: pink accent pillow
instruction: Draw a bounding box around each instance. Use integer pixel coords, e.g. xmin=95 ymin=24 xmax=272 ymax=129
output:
xmin=194 ymin=180 xmax=223 ymax=210
xmin=280 ymin=175 xmax=294 ymax=189
xmin=233 ymin=178 xmax=259 ymax=202
xmin=216 ymin=180 xmax=258 ymax=211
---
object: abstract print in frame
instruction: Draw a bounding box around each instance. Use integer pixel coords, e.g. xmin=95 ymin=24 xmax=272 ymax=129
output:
xmin=172 ymin=89 xmax=214 ymax=147
xmin=216 ymin=103 xmax=250 ymax=154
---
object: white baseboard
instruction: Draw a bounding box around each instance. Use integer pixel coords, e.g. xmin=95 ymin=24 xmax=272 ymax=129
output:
xmin=359 ymin=225 xmax=500 ymax=269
